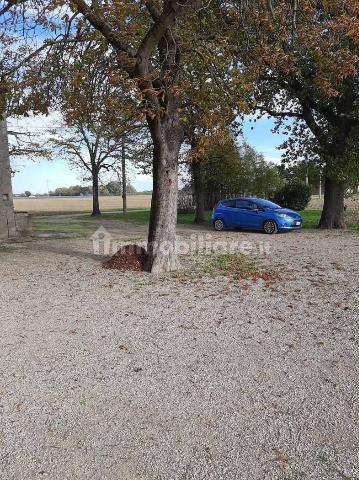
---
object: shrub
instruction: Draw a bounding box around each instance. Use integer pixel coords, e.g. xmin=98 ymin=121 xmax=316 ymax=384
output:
xmin=273 ymin=182 xmax=311 ymax=211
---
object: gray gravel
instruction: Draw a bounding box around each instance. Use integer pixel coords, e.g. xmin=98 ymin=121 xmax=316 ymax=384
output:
xmin=0 ymin=228 xmax=359 ymax=479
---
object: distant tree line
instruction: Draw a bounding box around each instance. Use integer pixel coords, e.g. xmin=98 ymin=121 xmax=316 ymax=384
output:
xmin=49 ymin=181 xmax=138 ymax=197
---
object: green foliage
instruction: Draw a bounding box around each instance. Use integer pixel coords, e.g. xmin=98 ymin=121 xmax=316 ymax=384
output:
xmin=273 ymin=182 xmax=312 ymax=211
xmin=49 ymin=185 xmax=92 ymax=196
xmin=230 ymin=1 xmax=359 ymax=186
xmin=24 ymin=190 xmax=31 ymax=197
xmin=280 ymin=161 xmax=320 ymax=190
xmin=103 ymin=181 xmax=137 ymax=196
xmin=48 ymin=182 xmax=137 ymax=197
xmin=200 ymin=140 xmax=283 ymax=203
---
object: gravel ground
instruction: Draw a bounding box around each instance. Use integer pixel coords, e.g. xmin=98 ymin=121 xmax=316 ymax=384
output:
xmin=1 ymin=227 xmax=359 ymax=480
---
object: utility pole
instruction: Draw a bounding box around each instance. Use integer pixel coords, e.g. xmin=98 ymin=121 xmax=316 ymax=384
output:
xmin=121 ymin=138 xmax=127 ymax=215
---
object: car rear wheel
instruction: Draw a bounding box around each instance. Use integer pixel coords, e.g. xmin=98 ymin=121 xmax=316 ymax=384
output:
xmin=263 ymin=220 xmax=278 ymax=234
xmin=214 ymin=218 xmax=225 ymax=231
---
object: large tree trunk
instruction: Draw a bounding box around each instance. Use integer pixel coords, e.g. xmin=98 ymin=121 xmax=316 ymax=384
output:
xmin=121 ymin=140 xmax=127 ymax=215
xmin=192 ymin=160 xmax=205 ymax=224
xmin=0 ymin=116 xmax=17 ymax=240
xmin=91 ymin=168 xmax=101 ymax=216
xmin=146 ymin=112 xmax=182 ymax=274
xmin=319 ymin=176 xmax=345 ymax=229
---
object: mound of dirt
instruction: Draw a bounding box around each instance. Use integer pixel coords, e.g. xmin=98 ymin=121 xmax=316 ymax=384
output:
xmin=103 ymin=245 xmax=148 ymax=271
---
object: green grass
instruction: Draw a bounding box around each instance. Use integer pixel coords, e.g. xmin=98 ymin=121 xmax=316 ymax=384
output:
xmin=201 ymin=253 xmax=258 ymax=278
xmin=300 ymin=210 xmax=321 ymax=229
xmin=170 ymin=253 xmax=260 ymax=282
xmin=89 ymin=209 xmax=152 ymax=223
xmin=82 ymin=208 xmax=359 ymax=230
xmin=84 ymin=209 xmax=212 ymax=224
xmin=178 ymin=211 xmax=213 ymax=224
xmin=32 ymin=208 xmax=359 ymax=235
xmin=33 ymin=222 xmax=92 ymax=236
xmin=300 ymin=210 xmax=359 ymax=230
xmin=0 ymin=244 xmax=16 ymax=254
xmin=33 ymin=207 xmax=149 ymax=217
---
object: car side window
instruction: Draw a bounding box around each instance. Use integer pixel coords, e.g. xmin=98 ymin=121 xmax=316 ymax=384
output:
xmin=222 ymin=200 xmax=236 ymax=208
xmin=236 ymin=200 xmax=251 ymax=209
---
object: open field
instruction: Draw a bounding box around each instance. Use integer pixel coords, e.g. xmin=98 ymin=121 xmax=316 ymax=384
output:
xmin=14 ymin=195 xmax=152 ymax=213
xmin=0 ymin=222 xmax=358 ymax=479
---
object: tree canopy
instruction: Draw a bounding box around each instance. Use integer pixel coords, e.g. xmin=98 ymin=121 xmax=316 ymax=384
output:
xmin=228 ymin=0 xmax=359 ymax=227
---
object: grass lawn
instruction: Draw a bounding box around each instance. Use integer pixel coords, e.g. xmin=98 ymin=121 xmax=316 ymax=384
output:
xmin=33 ymin=208 xmax=359 ymax=235
xmin=33 ymin=222 xmax=93 ymax=236
xmin=302 ymin=210 xmax=359 ymax=230
xmin=83 ymin=209 xmax=359 ymax=230
xmin=32 ymin=207 xmax=149 ymax=217
xmin=80 ymin=209 xmax=213 ymax=225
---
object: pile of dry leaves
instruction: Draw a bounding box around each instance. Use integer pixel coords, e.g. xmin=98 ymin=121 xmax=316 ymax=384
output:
xmin=103 ymin=245 xmax=148 ymax=271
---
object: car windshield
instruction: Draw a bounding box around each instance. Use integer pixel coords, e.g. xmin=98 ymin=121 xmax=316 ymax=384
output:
xmin=254 ymin=199 xmax=281 ymax=209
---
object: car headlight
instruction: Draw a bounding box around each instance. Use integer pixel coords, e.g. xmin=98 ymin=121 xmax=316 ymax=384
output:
xmin=277 ymin=214 xmax=292 ymax=219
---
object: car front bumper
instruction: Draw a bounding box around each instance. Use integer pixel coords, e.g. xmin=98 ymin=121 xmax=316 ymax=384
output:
xmin=278 ymin=219 xmax=302 ymax=230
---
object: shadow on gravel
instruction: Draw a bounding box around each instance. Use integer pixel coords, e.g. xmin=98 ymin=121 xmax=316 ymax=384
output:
xmin=21 ymin=241 xmax=106 ymax=262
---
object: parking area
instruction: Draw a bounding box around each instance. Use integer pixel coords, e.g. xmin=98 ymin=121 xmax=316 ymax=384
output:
xmin=0 ymin=225 xmax=358 ymax=479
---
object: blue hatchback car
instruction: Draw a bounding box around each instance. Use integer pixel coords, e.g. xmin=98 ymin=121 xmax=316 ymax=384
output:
xmin=212 ymin=197 xmax=302 ymax=234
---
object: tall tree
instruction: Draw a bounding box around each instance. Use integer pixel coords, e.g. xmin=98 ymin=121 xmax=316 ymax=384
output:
xmin=45 ymin=38 xmax=145 ymax=216
xmin=58 ymin=0 xmax=240 ymax=272
xmin=0 ymin=1 xmax=47 ymax=239
xmin=0 ymin=0 xmax=79 ymax=237
xmin=121 ymin=139 xmax=127 ymax=215
xmin=49 ymin=127 xmax=124 ymax=216
xmin=178 ymin=44 xmax=240 ymax=224
xmin=228 ymin=0 xmax=359 ymax=228
xmin=197 ymin=139 xmax=283 ymax=205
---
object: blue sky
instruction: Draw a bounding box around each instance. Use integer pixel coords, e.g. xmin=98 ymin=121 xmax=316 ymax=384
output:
xmin=11 ymin=115 xmax=285 ymax=194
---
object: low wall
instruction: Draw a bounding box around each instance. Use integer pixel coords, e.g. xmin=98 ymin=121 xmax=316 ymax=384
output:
xmin=15 ymin=212 xmax=32 ymax=238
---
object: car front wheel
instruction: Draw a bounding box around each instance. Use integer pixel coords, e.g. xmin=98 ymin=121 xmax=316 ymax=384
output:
xmin=263 ymin=220 xmax=278 ymax=234
xmin=214 ymin=218 xmax=225 ymax=231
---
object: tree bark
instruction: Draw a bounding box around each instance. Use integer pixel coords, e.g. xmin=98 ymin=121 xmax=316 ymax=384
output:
xmin=192 ymin=160 xmax=205 ymax=224
xmin=91 ymin=168 xmax=101 ymax=216
xmin=146 ymin=111 xmax=182 ymax=274
xmin=121 ymin=140 xmax=127 ymax=215
xmin=319 ymin=176 xmax=345 ymax=229
xmin=0 ymin=116 xmax=17 ymax=240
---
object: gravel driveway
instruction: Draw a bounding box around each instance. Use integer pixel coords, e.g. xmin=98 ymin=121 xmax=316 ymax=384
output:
xmin=0 ymin=227 xmax=358 ymax=479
